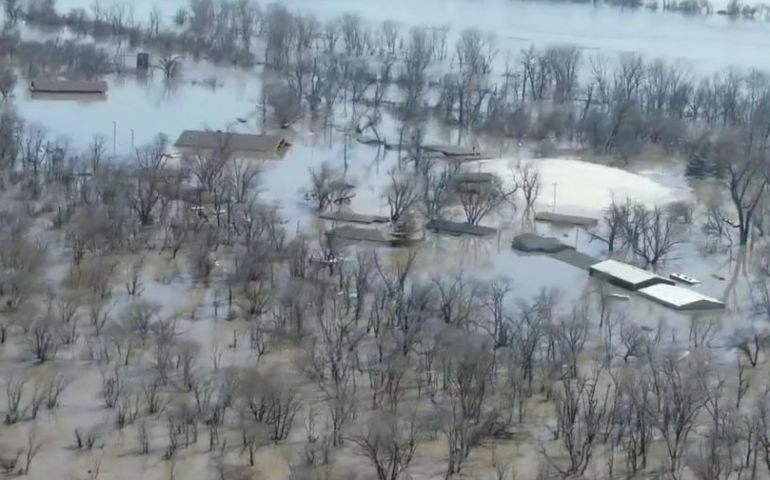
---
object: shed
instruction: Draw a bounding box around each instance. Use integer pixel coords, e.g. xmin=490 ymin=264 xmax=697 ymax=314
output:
xmin=422 ymin=144 xmax=480 ymax=157
xmin=453 ymin=172 xmax=497 ymax=185
xmin=589 ymin=259 xmax=674 ymax=291
xmin=426 ymin=219 xmax=497 ymax=237
xmin=30 ymin=79 xmax=108 ymax=94
xmin=535 ymin=211 xmax=599 ymax=227
xmin=326 ymin=226 xmax=392 ymax=244
xmin=638 ymin=284 xmax=725 ymax=311
xmin=319 ymin=211 xmax=389 ymax=224
xmin=512 ymin=233 xmax=571 ymax=253
xmin=174 ymin=130 xmax=291 ymax=157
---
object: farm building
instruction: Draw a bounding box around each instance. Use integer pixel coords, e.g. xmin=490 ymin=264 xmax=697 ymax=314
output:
xmin=638 ymin=284 xmax=725 ymax=311
xmin=319 ymin=211 xmax=389 ymax=224
xmin=589 ymin=259 xmax=674 ymax=291
xmin=174 ymin=130 xmax=291 ymax=157
xmin=535 ymin=211 xmax=599 ymax=227
xmin=30 ymin=79 xmax=108 ymax=94
xmin=512 ymin=233 xmax=571 ymax=253
xmin=426 ymin=219 xmax=497 ymax=237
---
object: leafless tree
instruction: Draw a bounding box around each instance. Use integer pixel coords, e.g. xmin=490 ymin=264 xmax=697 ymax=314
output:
xmin=129 ymin=134 xmax=170 ymax=226
xmin=3 ymin=0 xmax=23 ymax=23
xmin=28 ymin=317 xmax=59 ymax=363
xmin=513 ymin=161 xmax=540 ymax=211
xmin=628 ymin=204 xmax=684 ymax=267
xmin=647 ymin=352 xmax=708 ymax=478
xmin=0 ymin=67 xmax=16 ymax=100
xmin=385 ymin=169 xmax=419 ymax=223
xmin=4 ymin=375 xmax=25 ymax=424
xmin=544 ymin=370 xmax=612 ymax=477
xmin=22 ymin=429 xmax=42 ymax=475
xmin=351 ymin=412 xmax=419 ymax=480
xmin=306 ymin=162 xmax=353 ymax=211
xmin=156 ymin=52 xmax=183 ymax=80
xmin=458 ymin=175 xmax=516 ymax=225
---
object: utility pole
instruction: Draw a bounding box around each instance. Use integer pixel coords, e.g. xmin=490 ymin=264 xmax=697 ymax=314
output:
xmin=552 ymin=182 xmax=558 ymax=212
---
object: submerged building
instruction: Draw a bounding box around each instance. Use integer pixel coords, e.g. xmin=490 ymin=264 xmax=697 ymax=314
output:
xmin=638 ymin=284 xmax=725 ymax=311
xmin=174 ymin=130 xmax=291 ymax=158
xmin=30 ymin=79 xmax=108 ymax=94
xmin=588 ymin=259 xmax=674 ymax=291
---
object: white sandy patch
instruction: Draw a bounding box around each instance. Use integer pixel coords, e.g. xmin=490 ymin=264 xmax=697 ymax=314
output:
xmin=477 ymin=157 xmax=689 ymax=215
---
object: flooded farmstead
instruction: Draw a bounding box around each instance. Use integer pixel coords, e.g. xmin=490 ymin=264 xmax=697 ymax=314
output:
xmin=3 ymin=0 xmax=770 ymax=478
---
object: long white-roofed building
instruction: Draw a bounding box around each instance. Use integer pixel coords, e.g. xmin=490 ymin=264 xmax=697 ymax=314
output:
xmin=638 ymin=284 xmax=725 ymax=311
xmin=588 ymin=259 xmax=674 ymax=291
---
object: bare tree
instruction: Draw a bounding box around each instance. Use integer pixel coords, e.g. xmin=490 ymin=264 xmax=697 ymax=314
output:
xmin=646 ymin=352 xmax=708 ymax=478
xmin=0 ymin=67 xmax=16 ymax=100
xmin=306 ymin=162 xmax=353 ymax=211
xmin=513 ymin=162 xmax=540 ymax=211
xmin=629 ymin=204 xmax=684 ymax=267
xmin=457 ymin=175 xmax=516 ymax=225
xmin=351 ymin=412 xmax=419 ymax=480
xmin=129 ymin=134 xmax=170 ymax=226
xmin=156 ymin=52 xmax=183 ymax=80
xmin=385 ymin=169 xmax=419 ymax=223
xmin=544 ymin=370 xmax=612 ymax=477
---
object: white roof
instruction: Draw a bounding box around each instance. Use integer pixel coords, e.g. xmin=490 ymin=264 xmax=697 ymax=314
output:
xmin=590 ymin=259 xmax=660 ymax=285
xmin=638 ymin=284 xmax=725 ymax=310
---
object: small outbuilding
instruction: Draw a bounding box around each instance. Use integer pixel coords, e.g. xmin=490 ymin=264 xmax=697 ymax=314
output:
xmin=512 ymin=233 xmax=572 ymax=253
xmin=30 ymin=79 xmax=108 ymax=94
xmin=535 ymin=211 xmax=599 ymax=227
xmin=326 ymin=226 xmax=392 ymax=244
xmin=319 ymin=211 xmax=389 ymax=225
xmin=638 ymin=284 xmax=725 ymax=311
xmin=174 ymin=130 xmax=291 ymax=157
xmin=589 ymin=259 xmax=674 ymax=291
xmin=427 ymin=219 xmax=497 ymax=237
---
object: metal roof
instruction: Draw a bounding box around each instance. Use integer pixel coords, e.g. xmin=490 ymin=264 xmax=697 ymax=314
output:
xmin=174 ymin=130 xmax=290 ymax=155
xmin=30 ymin=79 xmax=108 ymax=93
xmin=427 ymin=219 xmax=497 ymax=237
xmin=589 ymin=259 xmax=667 ymax=286
xmin=535 ymin=211 xmax=599 ymax=227
xmin=638 ymin=284 xmax=725 ymax=310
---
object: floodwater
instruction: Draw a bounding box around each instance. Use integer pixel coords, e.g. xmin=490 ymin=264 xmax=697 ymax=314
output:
xmin=52 ymin=0 xmax=770 ymax=72
xmin=4 ymin=0 xmax=759 ymax=326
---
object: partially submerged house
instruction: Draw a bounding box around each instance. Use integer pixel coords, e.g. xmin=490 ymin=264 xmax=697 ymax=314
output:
xmin=30 ymin=79 xmax=108 ymax=94
xmin=174 ymin=130 xmax=291 ymax=158
xmin=638 ymin=284 xmax=725 ymax=311
xmin=588 ymin=259 xmax=674 ymax=291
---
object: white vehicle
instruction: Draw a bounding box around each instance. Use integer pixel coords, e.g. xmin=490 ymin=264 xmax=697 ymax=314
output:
xmin=669 ymin=273 xmax=700 ymax=285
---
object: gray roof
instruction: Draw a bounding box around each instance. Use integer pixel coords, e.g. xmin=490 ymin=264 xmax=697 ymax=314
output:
xmin=422 ymin=144 xmax=480 ymax=157
xmin=426 ymin=219 xmax=497 ymax=237
xmin=174 ymin=130 xmax=290 ymax=155
xmin=512 ymin=233 xmax=572 ymax=253
xmin=30 ymin=79 xmax=108 ymax=93
xmin=453 ymin=172 xmax=497 ymax=184
xmin=319 ymin=211 xmax=389 ymax=225
xmin=535 ymin=211 xmax=599 ymax=227
xmin=326 ymin=226 xmax=392 ymax=244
